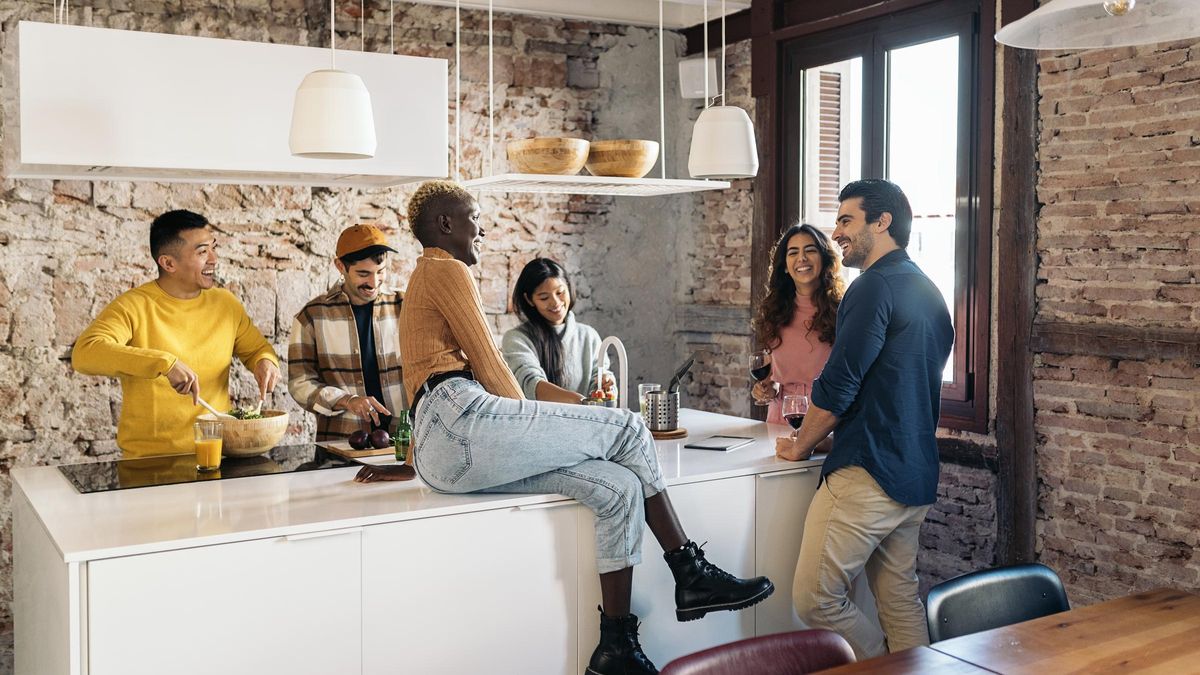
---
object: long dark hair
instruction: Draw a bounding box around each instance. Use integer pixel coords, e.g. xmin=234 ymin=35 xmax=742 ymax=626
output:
xmin=512 ymin=258 xmax=575 ymax=388
xmin=753 ymin=224 xmax=845 ymax=350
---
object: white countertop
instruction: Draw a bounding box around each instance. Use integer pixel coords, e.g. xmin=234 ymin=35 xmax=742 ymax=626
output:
xmin=13 ymin=409 xmax=825 ymax=563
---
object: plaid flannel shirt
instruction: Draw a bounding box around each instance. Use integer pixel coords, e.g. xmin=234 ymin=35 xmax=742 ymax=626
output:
xmin=288 ymin=284 xmax=407 ymax=441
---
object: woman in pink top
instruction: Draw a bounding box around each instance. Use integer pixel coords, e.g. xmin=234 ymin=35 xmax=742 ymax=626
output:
xmin=752 ymin=223 xmax=846 ymax=425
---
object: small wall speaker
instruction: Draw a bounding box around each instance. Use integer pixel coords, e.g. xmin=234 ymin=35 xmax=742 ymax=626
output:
xmin=678 ymin=57 xmax=719 ymax=100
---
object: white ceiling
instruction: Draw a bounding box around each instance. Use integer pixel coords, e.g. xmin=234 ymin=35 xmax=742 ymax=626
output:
xmin=400 ymin=0 xmax=749 ymax=30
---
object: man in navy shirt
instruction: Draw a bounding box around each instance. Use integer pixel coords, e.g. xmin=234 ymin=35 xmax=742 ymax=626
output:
xmin=778 ymin=179 xmax=953 ymax=658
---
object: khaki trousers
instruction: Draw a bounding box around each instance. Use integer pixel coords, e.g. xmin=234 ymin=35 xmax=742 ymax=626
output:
xmin=792 ymin=465 xmax=932 ymax=659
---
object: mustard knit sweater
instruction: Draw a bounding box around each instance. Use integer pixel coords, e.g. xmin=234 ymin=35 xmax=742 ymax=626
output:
xmin=72 ymin=281 xmax=278 ymax=458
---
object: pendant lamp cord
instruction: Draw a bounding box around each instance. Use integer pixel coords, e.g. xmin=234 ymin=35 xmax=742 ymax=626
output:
xmin=720 ymin=0 xmax=726 ymax=105
xmin=330 ymin=0 xmax=336 ymax=70
xmin=455 ymin=0 xmax=462 ymax=181
xmin=390 ymin=0 xmax=394 ymax=54
xmin=360 ymin=0 xmax=364 ymax=51
xmin=659 ymin=0 xmax=666 ymax=179
xmin=702 ymin=0 xmax=709 ymax=108
xmin=488 ymin=0 xmax=494 ymax=178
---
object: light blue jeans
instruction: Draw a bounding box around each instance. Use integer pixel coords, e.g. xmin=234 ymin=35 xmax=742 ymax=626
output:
xmin=412 ymin=378 xmax=667 ymax=573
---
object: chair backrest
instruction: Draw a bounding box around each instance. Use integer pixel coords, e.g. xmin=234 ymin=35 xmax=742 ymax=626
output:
xmin=926 ymin=563 xmax=1070 ymax=643
xmin=660 ymin=629 xmax=855 ymax=675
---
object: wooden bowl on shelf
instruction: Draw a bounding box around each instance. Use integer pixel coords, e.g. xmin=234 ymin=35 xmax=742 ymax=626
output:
xmin=506 ymin=137 xmax=590 ymax=175
xmin=585 ymin=140 xmax=660 ymax=178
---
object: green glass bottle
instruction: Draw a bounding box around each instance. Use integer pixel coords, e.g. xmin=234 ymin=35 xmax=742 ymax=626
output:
xmin=394 ymin=409 xmax=412 ymax=462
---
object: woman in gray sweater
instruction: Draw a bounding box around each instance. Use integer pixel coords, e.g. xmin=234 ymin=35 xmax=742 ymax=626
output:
xmin=502 ymin=258 xmax=613 ymax=403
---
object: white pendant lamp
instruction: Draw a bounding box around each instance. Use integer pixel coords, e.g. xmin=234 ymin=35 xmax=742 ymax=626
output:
xmin=688 ymin=0 xmax=758 ymax=179
xmin=996 ymin=0 xmax=1200 ymax=50
xmin=289 ymin=0 xmax=376 ymax=159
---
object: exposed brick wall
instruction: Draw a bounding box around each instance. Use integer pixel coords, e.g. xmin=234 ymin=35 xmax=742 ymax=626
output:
xmin=918 ymin=463 xmax=998 ymax=596
xmin=1034 ymin=40 xmax=1200 ymax=606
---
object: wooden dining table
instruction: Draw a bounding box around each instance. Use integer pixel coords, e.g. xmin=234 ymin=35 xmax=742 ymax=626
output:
xmin=818 ymin=588 xmax=1200 ymax=674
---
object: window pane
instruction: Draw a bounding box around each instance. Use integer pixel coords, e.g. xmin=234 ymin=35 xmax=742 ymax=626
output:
xmin=886 ymin=36 xmax=959 ymax=382
xmin=799 ymin=57 xmax=862 ymax=233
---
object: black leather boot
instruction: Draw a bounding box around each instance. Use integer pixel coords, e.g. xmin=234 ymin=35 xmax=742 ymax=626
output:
xmin=586 ymin=607 xmax=658 ymax=675
xmin=665 ymin=541 xmax=775 ymax=622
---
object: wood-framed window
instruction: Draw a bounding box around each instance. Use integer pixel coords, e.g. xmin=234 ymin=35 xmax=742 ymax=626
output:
xmin=777 ymin=0 xmax=992 ymax=432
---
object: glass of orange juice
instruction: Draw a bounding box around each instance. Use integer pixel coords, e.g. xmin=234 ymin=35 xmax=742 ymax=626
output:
xmin=194 ymin=421 xmax=223 ymax=472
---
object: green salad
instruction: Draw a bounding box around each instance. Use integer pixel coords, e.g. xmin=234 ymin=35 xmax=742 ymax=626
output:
xmin=229 ymin=407 xmax=263 ymax=420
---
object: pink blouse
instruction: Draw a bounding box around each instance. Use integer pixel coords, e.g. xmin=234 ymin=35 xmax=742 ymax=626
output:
xmin=766 ymin=294 xmax=834 ymax=425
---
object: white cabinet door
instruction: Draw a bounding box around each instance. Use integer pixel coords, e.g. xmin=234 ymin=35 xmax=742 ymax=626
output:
xmin=754 ymin=468 xmax=880 ymax=635
xmin=578 ymin=476 xmax=758 ymax=669
xmin=87 ymin=529 xmax=362 ymax=675
xmin=361 ymin=501 xmax=582 ymax=675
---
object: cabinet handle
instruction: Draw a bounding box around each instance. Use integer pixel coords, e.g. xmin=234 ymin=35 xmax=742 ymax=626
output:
xmin=284 ymin=527 xmax=363 ymax=542
xmin=516 ymin=500 xmax=575 ymax=512
xmin=759 ymin=468 xmax=812 ymax=479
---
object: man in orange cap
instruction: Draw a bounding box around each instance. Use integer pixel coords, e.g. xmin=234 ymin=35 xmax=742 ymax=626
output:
xmin=288 ymin=224 xmax=407 ymax=441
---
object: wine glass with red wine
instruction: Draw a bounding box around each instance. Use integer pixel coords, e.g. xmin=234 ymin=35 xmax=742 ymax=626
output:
xmin=781 ymin=386 xmax=809 ymax=438
xmin=750 ymin=350 xmax=778 ymax=406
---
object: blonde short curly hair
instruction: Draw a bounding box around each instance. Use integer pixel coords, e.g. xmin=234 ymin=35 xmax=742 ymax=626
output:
xmin=406 ymin=180 xmax=474 ymax=232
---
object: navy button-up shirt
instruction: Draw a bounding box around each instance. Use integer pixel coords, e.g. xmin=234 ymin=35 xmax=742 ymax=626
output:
xmin=811 ymin=249 xmax=954 ymax=506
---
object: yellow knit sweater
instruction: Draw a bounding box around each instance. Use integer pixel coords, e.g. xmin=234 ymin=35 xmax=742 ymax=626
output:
xmin=72 ymin=281 xmax=279 ymax=458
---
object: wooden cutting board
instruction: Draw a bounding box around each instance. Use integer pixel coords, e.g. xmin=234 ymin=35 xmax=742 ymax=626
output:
xmin=317 ymin=440 xmax=395 ymax=459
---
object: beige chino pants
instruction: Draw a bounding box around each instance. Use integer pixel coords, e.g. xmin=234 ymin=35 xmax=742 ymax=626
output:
xmin=792 ymin=465 xmax=932 ymax=659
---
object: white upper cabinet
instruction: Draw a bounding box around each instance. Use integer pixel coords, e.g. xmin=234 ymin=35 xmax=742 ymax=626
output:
xmin=7 ymin=22 xmax=448 ymax=188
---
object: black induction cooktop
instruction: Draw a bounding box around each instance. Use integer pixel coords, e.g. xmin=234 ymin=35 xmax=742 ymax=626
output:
xmin=58 ymin=445 xmax=359 ymax=494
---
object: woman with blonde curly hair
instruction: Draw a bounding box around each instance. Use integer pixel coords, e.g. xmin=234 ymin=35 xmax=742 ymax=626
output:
xmin=752 ymin=223 xmax=846 ymax=426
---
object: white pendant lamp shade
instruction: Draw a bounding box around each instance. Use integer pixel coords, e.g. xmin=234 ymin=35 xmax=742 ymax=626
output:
xmin=688 ymin=105 xmax=759 ymax=179
xmin=996 ymin=0 xmax=1200 ymax=50
xmin=289 ymin=68 xmax=377 ymax=159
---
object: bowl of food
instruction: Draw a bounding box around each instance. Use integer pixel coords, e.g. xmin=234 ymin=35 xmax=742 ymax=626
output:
xmin=585 ymin=139 xmax=660 ymax=178
xmin=507 ymin=137 xmax=590 ymax=175
xmin=198 ymin=409 xmax=289 ymax=458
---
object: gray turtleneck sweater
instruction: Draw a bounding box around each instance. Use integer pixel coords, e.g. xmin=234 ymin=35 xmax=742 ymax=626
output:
xmin=501 ymin=311 xmax=609 ymax=399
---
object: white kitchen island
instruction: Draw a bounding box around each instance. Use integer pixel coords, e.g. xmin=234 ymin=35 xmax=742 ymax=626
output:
xmin=14 ymin=409 xmax=876 ymax=675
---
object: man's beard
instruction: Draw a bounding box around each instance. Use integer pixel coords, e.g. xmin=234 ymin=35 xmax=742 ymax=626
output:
xmin=842 ymin=230 xmax=873 ymax=269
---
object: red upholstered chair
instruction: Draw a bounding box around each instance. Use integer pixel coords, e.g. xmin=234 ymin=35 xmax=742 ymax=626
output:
xmin=660 ymin=629 xmax=856 ymax=675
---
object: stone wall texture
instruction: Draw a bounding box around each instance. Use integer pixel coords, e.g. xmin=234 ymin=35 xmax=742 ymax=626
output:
xmin=1034 ymin=40 xmax=1200 ymax=606
xmin=0 ymin=3 xmax=715 ymax=669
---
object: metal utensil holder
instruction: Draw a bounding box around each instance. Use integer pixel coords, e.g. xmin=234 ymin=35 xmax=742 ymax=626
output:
xmin=644 ymin=390 xmax=679 ymax=432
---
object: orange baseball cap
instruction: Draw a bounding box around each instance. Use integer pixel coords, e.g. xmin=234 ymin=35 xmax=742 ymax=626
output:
xmin=336 ymin=224 xmax=398 ymax=260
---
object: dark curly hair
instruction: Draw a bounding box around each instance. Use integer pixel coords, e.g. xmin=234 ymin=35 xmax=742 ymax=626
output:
xmin=753 ymin=224 xmax=845 ymax=350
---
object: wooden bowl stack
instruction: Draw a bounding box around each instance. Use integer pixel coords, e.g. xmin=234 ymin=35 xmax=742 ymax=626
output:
xmin=586 ymin=140 xmax=660 ymax=178
xmin=198 ymin=410 xmax=289 ymax=458
xmin=507 ymin=137 xmax=590 ymax=175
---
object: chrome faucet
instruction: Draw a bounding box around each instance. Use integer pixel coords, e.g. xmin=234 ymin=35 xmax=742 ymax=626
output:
xmin=594 ymin=336 xmax=629 ymax=409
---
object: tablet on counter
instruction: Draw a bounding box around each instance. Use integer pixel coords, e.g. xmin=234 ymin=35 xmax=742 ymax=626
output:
xmin=684 ymin=435 xmax=754 ymax=452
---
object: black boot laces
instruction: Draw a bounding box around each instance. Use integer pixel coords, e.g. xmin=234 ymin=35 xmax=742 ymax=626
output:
xmin=692 ymin=541 xmax=739 ymax=583
xmin=626 ymin=620 xmax=656 ymax=670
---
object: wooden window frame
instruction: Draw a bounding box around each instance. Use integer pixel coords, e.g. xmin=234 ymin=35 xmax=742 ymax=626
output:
xmin=692 ymin=0 xmax=993 ymax=433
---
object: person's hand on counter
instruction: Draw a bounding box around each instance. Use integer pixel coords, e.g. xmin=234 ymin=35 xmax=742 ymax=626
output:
xmin=165 ymin=358 xmax=200 ymax=404
xmin=354 ymin=463 xmax=417 ymax=483
xmin=253 ymin=359 xmax=281 ymax=400
xmin=777 ymin=403 xmax=839 ymax=461
xmin=775 ymin=436 xmax=814 ymax=462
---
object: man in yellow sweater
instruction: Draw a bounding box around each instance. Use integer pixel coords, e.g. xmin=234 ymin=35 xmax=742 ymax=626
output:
xmin=72 ymin=210 xmax=281 ymax=458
